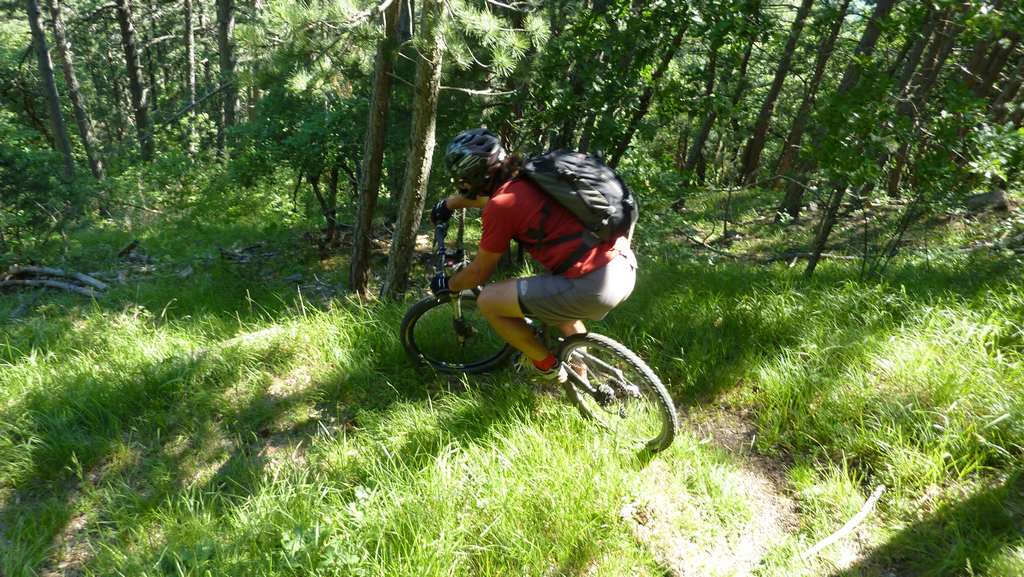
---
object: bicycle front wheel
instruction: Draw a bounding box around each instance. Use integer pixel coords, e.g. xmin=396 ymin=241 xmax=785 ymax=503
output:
xmin=559 ymin=333 xmax=678 ymax=453
xmin=400 ymin=292 xmax=516 ymax=374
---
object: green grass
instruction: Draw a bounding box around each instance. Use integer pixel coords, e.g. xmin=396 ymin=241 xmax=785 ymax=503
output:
xmin=1 ymin=196 xmax=1022 ymax=576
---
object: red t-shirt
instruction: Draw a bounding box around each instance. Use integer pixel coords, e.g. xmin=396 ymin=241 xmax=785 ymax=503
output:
xmin=479 ymin=178 xmax=628 ymax=278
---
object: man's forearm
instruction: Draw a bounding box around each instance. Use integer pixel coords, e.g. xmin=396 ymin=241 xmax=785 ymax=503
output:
xmin=446 ymin=193 xmax=488 ymax=211
xmin=448 ymin=265 xmax=482 ymax=292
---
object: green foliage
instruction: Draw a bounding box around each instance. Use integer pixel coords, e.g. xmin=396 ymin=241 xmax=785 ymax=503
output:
xmin=0 ymin=110 xmax=87 ymax=257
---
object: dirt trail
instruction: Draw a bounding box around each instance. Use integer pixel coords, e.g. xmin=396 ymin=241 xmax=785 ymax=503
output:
xmin=622 ymin=404 xmax=800 ymax=577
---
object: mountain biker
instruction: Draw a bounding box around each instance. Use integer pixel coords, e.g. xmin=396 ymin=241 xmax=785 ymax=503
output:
xmin=429 ymin=128 xmax=638 ymax=382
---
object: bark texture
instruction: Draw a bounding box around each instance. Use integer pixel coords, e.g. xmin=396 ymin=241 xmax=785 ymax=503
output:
xmin=683 ymin=4 xmax=759 ymax=184
xmin=216 ymin=0 xmax=237 ymax=153
xmin=381 ymin=0 xmax=443 ymax=299
xmin=26 ymin=0 xmax=74 ymax=181
xmin=776 ymin=0 xmax=851 ymax=220
xmin=804 ymin=0 xmax=897 ymax=278
xmin=115 ymin=0 xmax=154 ymax=160
xmin=608 ymin=20 xmax=687 ymax=167
xmin=351 ymin=0 xmax=402 ymax=296
xmin=738 ymin=0 xmax=814 ymax=184
xmin=185 ymin=0 xmax=197 ymax=153
xmin=49 ymin=0 xmax=104 ymax=179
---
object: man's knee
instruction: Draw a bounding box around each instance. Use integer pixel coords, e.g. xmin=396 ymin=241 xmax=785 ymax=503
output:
xmin=477 ymin=281 xmax=522 ymax=319
xmin=559 ymin=320 xmax=586 ymax=337
xmin=477 ymin=285 xmax=499 ymax=318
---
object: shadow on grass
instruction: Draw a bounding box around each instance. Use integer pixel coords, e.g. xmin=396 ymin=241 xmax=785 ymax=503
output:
xmin=830 ymin=471 xmax=1024 ymax=577
xmin=3 ymin=213 xmax=1021 ymax=575
xmin=0 ymin=310 xmax=532 ymax=576
xmin=0 ymin=337 xmax=301 ymax=574
xmin=598 ymin=252 xmax=1020 ymax=405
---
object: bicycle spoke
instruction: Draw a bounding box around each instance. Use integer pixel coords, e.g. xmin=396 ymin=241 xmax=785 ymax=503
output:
xmin=401 ymin=294 xmax=513 ymax=373
xmin=560 ymin=333 xmax=677 ymax=453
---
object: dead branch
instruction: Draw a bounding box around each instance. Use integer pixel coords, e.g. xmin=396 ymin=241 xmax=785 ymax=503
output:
xmin=8 ymin=265 xmax=109 ymax=290
xmin=0 ymin=279 xmax=100 ymax=298
xmin=440 ymin=85 xmax=515 ymax=97
xmin=801 ymin=485 xmax=886 ymax=560
xmin=118 ymin=239 xmax=140 ymax=257
xmin=678 ymin=230 xmax=858 ymax=264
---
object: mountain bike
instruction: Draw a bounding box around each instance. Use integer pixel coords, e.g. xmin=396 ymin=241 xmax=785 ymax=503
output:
xmin=399 ymin=210 xmax=678 ymax=453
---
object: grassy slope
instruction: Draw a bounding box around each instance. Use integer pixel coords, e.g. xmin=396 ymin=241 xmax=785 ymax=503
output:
xmin=1 ymin=193 xmax=1022 ymax=576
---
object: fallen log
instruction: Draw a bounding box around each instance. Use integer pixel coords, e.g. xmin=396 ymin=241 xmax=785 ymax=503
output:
xmin=7 ymin=265 xmax=109 ymax=290
xmin=679 ymin=231 xmax=859 ymax=264
xmin=0 ymin=279 xmax=100 ymax=298
xmin=118 ymin=239 xmax=140 ymax=258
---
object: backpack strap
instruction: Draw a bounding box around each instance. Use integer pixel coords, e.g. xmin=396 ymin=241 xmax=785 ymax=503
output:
xmin=523 ymin=204 xmax=585 ymax=248
xmin=550 ymin=232 xmax=599 ymax=275
xmin=520 ymin=200 xmax=600 ymax=275
xmin=521 ymin=204 xmax=551 ymax=247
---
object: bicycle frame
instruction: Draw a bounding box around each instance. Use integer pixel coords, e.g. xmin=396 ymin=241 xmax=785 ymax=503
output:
xmin=433 ymin=212 xmax=476 ymax=344
xmin=433 ymin=214 xmax=606 ymax=395
xmin=418 ymin=213 xmax=677 ymax=451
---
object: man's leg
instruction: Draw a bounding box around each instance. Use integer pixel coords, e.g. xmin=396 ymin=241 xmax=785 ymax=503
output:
xmin=558 ymin=320 xmax=586 ymax=337
xmin=476 ymin=279 xmax=551 ymax=361
xmin=558 ymin=320 xmax=588 ymax=379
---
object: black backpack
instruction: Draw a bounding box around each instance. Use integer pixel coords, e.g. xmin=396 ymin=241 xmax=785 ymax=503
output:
xmin=519 ymin=150 xmax=638 ymax=274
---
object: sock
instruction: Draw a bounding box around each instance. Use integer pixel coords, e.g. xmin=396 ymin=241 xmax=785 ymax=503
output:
xmin=532 ymin=354 xmax=558 ymax=372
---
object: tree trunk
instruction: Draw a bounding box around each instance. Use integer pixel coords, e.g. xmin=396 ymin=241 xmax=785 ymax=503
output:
xmin=990 ymin=54 xmax=1024 ymax=122
xmin=1011 ymin=88 xmax=1024 ymax=127
xmin=680 ymin=42 xmax=720 ymax=180
xmin=886 ymin=9 xmax=964 ymax=196
xmin=885 ymin=3 xmax=932 ymax=80
xmin=774 ymin=0 xmax=851 ymax=186
xmin=323 ymin=165 xmax=340 ymax=245
xmin=49 ymin=0 xmax=104 ymax=180
xmin=738 ymin=0 xmax=814 ymax=185
xmin=26 ymin=0 xmax=74 ymax=182
xmin=686 ymin=37 xmax=754 ymax=183
xmin=216 ymin=0 xmax=237 ymax=154
xmin=890 ymin=6 xmax=936 ymax=97
xmin=185 ymin=0 xmax=197 ymax=154
xmin=684 ymin=4 xmax=759 ymax=184
xmin=674 ymin=119 xmax=690 ymax=171
xmin=144 ymin=0 xmax=160 ymax=113
xmin=350 ymin=0 xmax=402 ymax=297
xmin=607 ymin=21 xmax=687 ymax=167
xmin=381 ymin=0 xmax=443 ymax=299
xmin=115 ymin=0 xmax=154 ymax=161
xmin=974 ymin=35 xmax=1020 ymax=101
xmin=554 ymin=65 xmax=587 ymax=149
xmin=804 ymin=0 xmax=897 ymax=277
xmin=107 ymin=53 xmax=128 ymax=142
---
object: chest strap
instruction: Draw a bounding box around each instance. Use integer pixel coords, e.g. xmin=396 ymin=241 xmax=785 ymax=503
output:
xmin=518 ymin=203 xmax=600 ymax=275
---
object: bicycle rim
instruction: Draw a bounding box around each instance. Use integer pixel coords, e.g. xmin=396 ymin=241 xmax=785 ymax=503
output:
xmin=559 ymin=333 xmax=678 ymax=453
xmin=400 ymin=293 xmax=514 ymax=374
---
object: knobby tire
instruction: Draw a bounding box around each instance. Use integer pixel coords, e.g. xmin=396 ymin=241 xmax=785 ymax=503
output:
xmin=400 ymin=292 xmax=516 ymax=374
xmin=559 ymin=332 xmax=678 ymax=453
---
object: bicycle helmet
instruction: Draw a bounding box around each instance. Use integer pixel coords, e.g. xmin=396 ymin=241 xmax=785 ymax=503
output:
xmin=445 ymin=128 xmax=507 ymax=198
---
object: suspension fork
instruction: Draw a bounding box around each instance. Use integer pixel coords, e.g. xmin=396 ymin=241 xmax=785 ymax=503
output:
xmin=448 ymin=208 xmax=466 ymax=321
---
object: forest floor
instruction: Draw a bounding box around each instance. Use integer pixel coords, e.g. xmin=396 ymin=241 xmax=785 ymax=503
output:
xmin=1 ymin=189 xmax=1022 ymax=577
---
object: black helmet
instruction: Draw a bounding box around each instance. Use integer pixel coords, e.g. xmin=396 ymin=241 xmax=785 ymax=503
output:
xmin=445 ymin=128 xmax=507 ymax=198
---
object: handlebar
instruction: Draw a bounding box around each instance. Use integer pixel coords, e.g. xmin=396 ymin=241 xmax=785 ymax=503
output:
xmin=432 ymin=209 xmax=468 ymax=278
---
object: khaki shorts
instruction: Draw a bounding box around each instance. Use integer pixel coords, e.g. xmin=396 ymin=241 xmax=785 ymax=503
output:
xmin=516 ymin=250 xmax=637 ymax=325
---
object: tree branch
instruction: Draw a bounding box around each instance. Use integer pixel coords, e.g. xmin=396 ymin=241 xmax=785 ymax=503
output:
xmin=7 ymin=265 xmax=109 ymax=290
xmin=0 ymin=279 xmax=100 ymax=298
xmin=440 ymin=85 xmax=514 ymax=96
xmin=802 ymin=486 xmax=886 ymax=560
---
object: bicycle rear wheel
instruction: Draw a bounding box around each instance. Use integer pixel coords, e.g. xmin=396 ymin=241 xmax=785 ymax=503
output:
xmin=400 ymin=292 xmax=516 ymax=374
xmin=559 ymin=333 xmax=678 ymax=453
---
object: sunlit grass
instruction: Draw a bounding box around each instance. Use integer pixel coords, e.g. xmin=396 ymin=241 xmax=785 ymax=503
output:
xmin=1 ymin=200 xmax=1022 ymax=576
